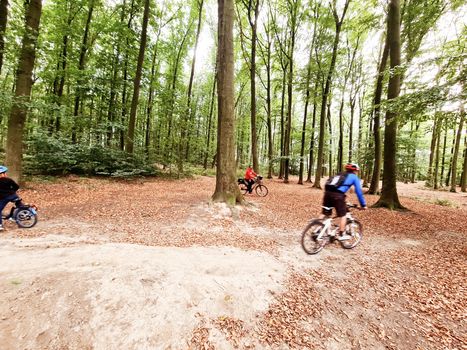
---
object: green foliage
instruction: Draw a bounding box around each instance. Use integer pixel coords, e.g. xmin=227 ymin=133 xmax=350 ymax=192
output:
xmin=25 ymin=133 xmax=156 ymax=177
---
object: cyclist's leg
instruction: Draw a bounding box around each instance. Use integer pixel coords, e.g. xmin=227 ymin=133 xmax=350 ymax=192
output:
xmin=0 ymin=194 xmax=17 ymax=228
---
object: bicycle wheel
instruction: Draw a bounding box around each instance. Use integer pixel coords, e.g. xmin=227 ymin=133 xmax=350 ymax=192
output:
xmin=15 ymin=208 xmax=38 ymax=228
xmin=255 ymin=184 xmax=268 ymax=197
xmin=301 ymin=219 xmax=326 ymax=254
xmin=239 ymin=183 xmax=249 ymax=195
xmin=340 ymin=219 xmax=362 ymax=249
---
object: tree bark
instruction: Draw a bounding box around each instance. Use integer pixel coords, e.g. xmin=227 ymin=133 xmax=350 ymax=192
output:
xmin=212 ymin=0 xmax=243 ymax=204
xmin=368 ymin=39 xmax=389 ymax=194
xmin=461 ymin=134 xmax=467 ymax=192
xmin=5 ymin=0 xmax=42 ymax=182
xmin=72 ymin=0 xmax=94 ymax=144
xmin=126 ymin=0 xmax=150 ymax=154
xmin=313 ymin=0 xmax=350 ymax=188
xmin=374 ymin=0 xmax=404 ymax=209
xmin=179 ymin=0 xmax=204 ymax=172
xmin=0 ymin=0 xmax=9 ymax=75
xmin=450 ymin=104 xmax=465 ymax=192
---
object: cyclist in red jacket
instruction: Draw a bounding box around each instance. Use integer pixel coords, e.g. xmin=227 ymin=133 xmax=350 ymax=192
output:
xmin=244 ymin=165 xmax=257 ymax=194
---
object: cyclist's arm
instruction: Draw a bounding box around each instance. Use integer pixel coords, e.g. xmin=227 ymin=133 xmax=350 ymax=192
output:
xmin=352 ymin=176 xmax=367 ymax=208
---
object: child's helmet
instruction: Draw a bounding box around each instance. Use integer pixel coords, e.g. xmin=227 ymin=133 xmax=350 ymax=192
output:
xmin=345 ymin=163 xmax=360 ymax=171
xmin=0 ymin=166 xmax=8 ymax=174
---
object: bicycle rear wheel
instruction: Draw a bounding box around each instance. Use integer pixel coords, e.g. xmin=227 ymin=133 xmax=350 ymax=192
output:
xmin=340 ymin=219 xmax=362 ymax=249
xmin=15 ymin=208 xmax=38 ymax=228
xmin=301 ymin=219 xmax=326 ymax=254
xmin=239 ymin=183 xmax=249 ymax=195
xmin=255 ymin=184 xmax=268 ymax=197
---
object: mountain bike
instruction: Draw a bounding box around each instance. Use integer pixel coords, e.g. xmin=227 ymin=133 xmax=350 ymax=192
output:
xmin=237 ymin=176 xmax=269 ymax=197
xmin=2 ymin=198 xmax=38 ymax=228
xmin=301 ymin=203 xmax=362 ymax=254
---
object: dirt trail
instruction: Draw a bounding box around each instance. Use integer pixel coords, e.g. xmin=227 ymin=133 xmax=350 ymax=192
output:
xmin=0 ymin=176 xmax=465 ymax=349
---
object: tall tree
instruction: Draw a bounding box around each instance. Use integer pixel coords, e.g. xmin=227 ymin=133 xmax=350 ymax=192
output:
xmin=0 ymin=0 xmax=8 ymax=75
xmin=212 ymin=0 xmax=242 ymax=204
xmin=313 ymin=0 xmax=350 ymax=188
xmin=5 ymin=0 xmax=42 ymax=182
xmin=283 ymin=0 xmax=300 ymax=183
xmin=374 ymin=0 xmax=403 ymax=209
xmin=71 ymin=0 xmax=95 ymax=143
xmin=450 ymin=103 xmax=465 ymax=192
xmin=368 ymin=38 xmax=389 ymax=194
xmin=126 ymin=0 xmax=150 ymax=153
xmin=179 ymin=0 xmax=204 ymax=172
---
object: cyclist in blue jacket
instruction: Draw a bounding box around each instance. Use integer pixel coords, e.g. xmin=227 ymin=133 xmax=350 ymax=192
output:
xmin=322 ymin=163 xmax=367 ymax=241
xmin=0 ymin=166 xmax=20 ymax=231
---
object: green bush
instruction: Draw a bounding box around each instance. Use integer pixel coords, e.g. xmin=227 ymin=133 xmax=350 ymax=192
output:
xmin=25 ymin=133 xmax=156 ymax=177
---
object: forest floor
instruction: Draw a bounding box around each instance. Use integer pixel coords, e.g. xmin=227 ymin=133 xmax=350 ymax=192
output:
xmin=0 ymin=175 xmax=466 ymax=350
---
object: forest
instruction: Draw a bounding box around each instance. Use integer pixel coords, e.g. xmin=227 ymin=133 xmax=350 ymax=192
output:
xmin=0 ymin=0 xmax=466 ymax=206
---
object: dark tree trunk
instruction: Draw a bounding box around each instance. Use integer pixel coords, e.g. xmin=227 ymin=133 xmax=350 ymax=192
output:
xmin=368 ymin=39 xmax=389 ymax=194
xmin=212 ymin=0 xmax=243 ymax=204
xmin=126 ymin=0 xmax=150 ymax=154
xmin=278 ymin=65 xmax=287 ymax=179
xmin=313 ymin=0 xmax=350 ymax=188
xmin=0 ymin=0 xmax=8 ymax=75
xmin=179 ymin=0 xmax=204 ymax=172
xmin=374 ymin=0 xmax=404 ymax=209
xmin=450 ymin=104 xmax=465 ymax=192
xmin=204 ymin=70 xmax=217 ymax=170
xmin=306 ymin=79 xmax=318 ymax=183
xmin=5 ymin=0 xmax=42 ymax=182
xmin=72 ymin=0 xmax=94 ymax=144
xmin=461 ymin=134 xmax=467 ymax=192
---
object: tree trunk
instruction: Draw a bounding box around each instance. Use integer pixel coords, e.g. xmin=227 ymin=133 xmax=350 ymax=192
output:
xmin=433 ymin=121 xmax=441 ymax=189
xmin=5 ymin=0 xmax=42 ymax=182
xmin=306 ymin=79 xmax=318 ymax=183
xmin=440 ymin=120 xmax=448 ymax=184
xmin=374 ymin=0 xmax=404 ymax=209
xmin=247 ymin=0 xmax=260 ymax=173
xmin=461 ymin=134 xmax=467 ymax=192
xmin=445 ymin=127 xmax=456 ymax=187
xmin=204 ymin=70 xmax=217 ymax=170
xmin=126 ymin=0 xmax=150 ymax=154
xmin=298 ymin=50 xmax=313 ymax=185
xmin=72 ymin=0 xmax=94 ymax=144
xmin=0 ymin=0 xmax=8 ymax=75
xmin=426 ymin=115 xmax=438 ymax=187
xmin=177 ymin=0 xmax=204 ymax=172
xmin=278 ymin=65 xmax=287 ymax=179
xmin=450 ymin=104 xmax=465 ymax=192
xmin=212 ymin=0 xmax=242 ymax=204
xmin=313 ymin=0 xmax=350 ymax=188
xmin=368 ymin=39 xmax=389 ymax=194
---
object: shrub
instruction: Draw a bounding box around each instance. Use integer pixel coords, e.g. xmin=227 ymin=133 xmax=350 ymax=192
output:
xmin=25 ymin=133 xmax=156 ymax=178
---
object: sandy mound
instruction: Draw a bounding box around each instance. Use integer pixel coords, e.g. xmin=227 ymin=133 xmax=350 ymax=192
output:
xmin=0 ymin=237 xmax=286 ymax=349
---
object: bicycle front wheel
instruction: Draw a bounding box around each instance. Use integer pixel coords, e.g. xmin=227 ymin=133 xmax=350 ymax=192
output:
xmin=340 ymin=219 xmax=363 ymax=249
xmin=15 ymin=208 xmax=38 ymax=228
xmin=301 ymin=219 xmax=326 ymax=254
xmin=255 ymin=184 xmax=268 ymax=197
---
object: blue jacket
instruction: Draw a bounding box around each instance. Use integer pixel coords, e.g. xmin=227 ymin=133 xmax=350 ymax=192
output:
xmin=336 ymin=173 xmax=366 ymax=207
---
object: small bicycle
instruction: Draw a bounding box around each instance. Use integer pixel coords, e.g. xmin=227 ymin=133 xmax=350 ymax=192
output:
xmin=237 ymin=176 xmax=269 ymax=197
xmin=2 ymin=198 xmax=38 ymax=228
xmin=301 ymin=203 xmax=363 ymax=254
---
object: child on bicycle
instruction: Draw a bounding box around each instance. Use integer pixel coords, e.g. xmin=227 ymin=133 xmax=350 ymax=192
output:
xmin=244 ymin=165 xmax=257 ymax=194
xmin=321 ymin=163 xmax=367 ymax=241
xmin=0 ymin=166 xmax=21 ymax=231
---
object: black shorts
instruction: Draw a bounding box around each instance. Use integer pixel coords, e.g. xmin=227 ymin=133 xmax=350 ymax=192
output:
xmin=322 ymin=190 xmax=347 ymax=217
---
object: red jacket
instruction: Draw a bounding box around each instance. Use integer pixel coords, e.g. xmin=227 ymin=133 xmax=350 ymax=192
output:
xmin=245 ymin=167 xmax=257 ymax=180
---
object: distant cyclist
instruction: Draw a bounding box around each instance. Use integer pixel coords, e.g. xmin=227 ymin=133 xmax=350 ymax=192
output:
xmin=321 ymin=163 xmax=367 ymax=240
xmin=0 ymin=166 xmax=21 ymax=231
xmin=244 ymin=165 xmax=257 ymax=194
